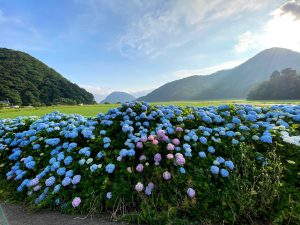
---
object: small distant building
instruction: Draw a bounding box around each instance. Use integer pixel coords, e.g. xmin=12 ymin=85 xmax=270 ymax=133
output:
xmin=0 ymin=100 xmax=10 ymax=107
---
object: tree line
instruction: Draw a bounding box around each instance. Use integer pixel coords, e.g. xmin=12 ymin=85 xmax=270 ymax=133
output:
xmin=247 ymin=68 xmax=300 ymax=100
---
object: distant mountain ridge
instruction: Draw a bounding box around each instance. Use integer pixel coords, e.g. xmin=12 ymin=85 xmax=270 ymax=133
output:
xmin=0 ymin=48 xmax=95 ymax=105
xmin=138 ymin=48 xmax=300 ymax=102
xmin=100 ymin=91 xmax=135 ymax=103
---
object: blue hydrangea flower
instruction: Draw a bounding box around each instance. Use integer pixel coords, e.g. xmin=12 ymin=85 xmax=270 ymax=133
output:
xmin=199 ymin=137 xmax=207 ymax=144
xmin=119 ymin=149 xmax=128 ymax=157
xmin=78 ymin=159 xmax=86 ymax=166
xmin=90 ymin=164 xmax=98 ymax=172
xmin=210 ymin=165 xmax=219 ymax=175
xmin=53 ymin=184 xmax=61 ymax=193
xmin=198 ymin=151 xmax=206 ymax=158
xmin=25 ymin=161 xmax=35 ymax=169
xmin=260 ymin=134 xmax=272 ymax=143
xmin=97 ymin=151 xmax=103 ymax=158
xmin=45 ymin=176 xmax=55 ymax=186
xmin=224 ymin=160 xmax=235 ymax=170
xmin=216 ymin=156 xmax=225 ymax=164
xmin=105 ymin=163 xmax=115 ymax=173
xmin=57 ymin=167 xmax=66 ymax=176
xmin=33 ymin=144 xmax=40 ymax=150
xmin=127 ymin=149 xmax=135 ymax=156
xmin=179 ymin=167 xmax=186 ymax=174
xmin=220 ymin=168 xmax=229 ymax=177
xmin=64 ymin=156 xmax=73 ymax=166
xmin=72 ymin=175 xmax=81 ymax=185
xmin=62 ymin=177 xmax=72 ymax=186
xmin=106 ymin=192 xmax=112 ymax=199
xmin=65 ymin=170 xmax=73 ymax=177
xmin=207 ymin=146 xmax=215 ymax=153
xmin=45 ymin=138 xmax=60 ymax=146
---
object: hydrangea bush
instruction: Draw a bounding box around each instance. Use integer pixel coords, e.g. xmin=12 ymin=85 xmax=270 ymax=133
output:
xmin=0 ymin=102 xmax=299 ymax=224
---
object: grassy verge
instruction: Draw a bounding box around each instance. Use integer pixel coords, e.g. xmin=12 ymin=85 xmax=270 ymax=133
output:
xmin=1 ymin=100 xmax=300 ymax=118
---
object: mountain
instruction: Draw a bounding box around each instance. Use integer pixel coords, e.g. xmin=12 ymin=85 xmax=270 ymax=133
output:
xmin=100 ymin=91 xmax=135 ymax=103
xmin=0 ymin=48 xmax=95 ymax=106
xmin=139 ymin=48 xmax=300 ymax=102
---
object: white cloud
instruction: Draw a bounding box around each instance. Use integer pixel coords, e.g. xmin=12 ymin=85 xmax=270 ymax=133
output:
xmin=128 ymin=89 xmax=153 ymax=98
xmin=171 ymin=60 xmax=245 ymax=79
xmin=235 ymin=31 xmax=255 ymax=53
xmin=275 ymin=0 xmax=300 ymax=20
xmin=80 ymin=85 xmax=112 ymax=102
xmin=116 ymin=0 xmax=276 ymax=58
xmin=236 ymin=1 xmax=300 ymax=53
xmin=80 ymin=84 xmax=152 ymax=102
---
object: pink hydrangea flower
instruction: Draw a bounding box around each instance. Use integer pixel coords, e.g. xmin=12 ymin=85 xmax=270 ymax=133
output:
xmin=177 ymin=158 xmax=186 ymax=165
xmin=136 ymin=164 xmax=144 ymax=173
xmin=148 ymin=135 xmax=155 ymax=141
xmin=154 ymin=153 xmax=162 ymax=162
xmin=140 ymin=136 xmax=147 ymax=143
xmin=187 ymin=188 xmax=196 ymax=198
xmin=157 ymin=129 xmax=165 ymax=138
xmin=136 ymin=142 xmax=143 ymax=149
xmin=167 ymin=143 xmax=175 ymax=151
xmin=166 ymin=154 xmax=174 ymax=159
xmin=147 ymin=182 xmax=155 ymax=189
xmin=175 ymin=153 xmax=186 ymax=165
xmin=72 ymin=197 xmax=81 ymax=207
xmin=163 ymin=136 xmax=170 ymax=142
xmin=135 ymin=182 xmax=144 ymax=192
xmin=139 ymin=155 xmax=146 ymax=161
xmin=172 ymin=138 xmax=180 ymax=145
xmin=176 ymin=127 xmax=183 ymax=132
xmin=163 ymin=171 xmax=171 ymax=180
xmin=152 ymin=139 xmax=159 ymax=145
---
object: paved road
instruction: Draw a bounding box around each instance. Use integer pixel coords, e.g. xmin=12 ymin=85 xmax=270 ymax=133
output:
xmin=1 ymin=204 xmax=130 ymax=225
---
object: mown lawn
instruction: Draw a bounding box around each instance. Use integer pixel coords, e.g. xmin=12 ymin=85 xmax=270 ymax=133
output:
xmin=0 ymin=100 xmax=299 ymax=118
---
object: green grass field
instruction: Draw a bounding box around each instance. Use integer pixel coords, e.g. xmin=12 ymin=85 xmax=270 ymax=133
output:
xmin=1 ymin=100 xmax=300 ymax=118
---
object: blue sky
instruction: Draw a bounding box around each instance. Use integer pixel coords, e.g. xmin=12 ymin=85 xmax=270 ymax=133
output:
xmin=1 ymin=0 xmax=300 ymax=101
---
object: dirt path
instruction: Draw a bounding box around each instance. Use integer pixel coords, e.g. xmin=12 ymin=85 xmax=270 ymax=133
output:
xmin=1 ymin=204 xmax=130 ymax=225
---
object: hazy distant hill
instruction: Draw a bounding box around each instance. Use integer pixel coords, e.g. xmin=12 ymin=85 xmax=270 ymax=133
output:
xmin=139 ymin=48 xmax=300 ymax=101
xmin=0 ymin=48 xmax=95 ymax=105
xmin=100 ymin=91 xmax=135 ymax=103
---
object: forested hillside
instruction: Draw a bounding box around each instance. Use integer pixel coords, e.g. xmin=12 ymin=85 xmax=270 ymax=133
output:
xmin=248 ymin=68 xmax=300 ymax=100
xmin=0 ymin=48 xmax=95 ymax=105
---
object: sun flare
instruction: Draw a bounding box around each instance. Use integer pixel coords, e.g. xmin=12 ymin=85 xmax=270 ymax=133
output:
xmin=261 ymin=8 xmax=300 ymax=52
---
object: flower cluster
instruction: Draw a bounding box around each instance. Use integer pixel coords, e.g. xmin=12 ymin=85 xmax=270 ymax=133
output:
xmin=0 ymin=102 xmax=299 ymax=211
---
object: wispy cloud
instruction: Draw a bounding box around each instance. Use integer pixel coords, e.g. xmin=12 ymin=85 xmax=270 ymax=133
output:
xmin=171 ymin=60 xmax=245 ymax=79
xmin=235 ymin=31 xmax=255 ymax=53
xmin=0 ymin=9 xmax=46 ymax=51
xmin=116 ymin=0 xmax=276 ymax=58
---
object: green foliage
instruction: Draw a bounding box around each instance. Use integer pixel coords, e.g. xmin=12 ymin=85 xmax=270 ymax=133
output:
xmin=0 ymin=48 xmax=96 ymax=106
xmin=248 ymin=68 xmax=300 ymax=100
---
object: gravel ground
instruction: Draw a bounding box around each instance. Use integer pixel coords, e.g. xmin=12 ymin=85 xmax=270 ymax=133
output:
xmin=1 ymin=204 xmax=130 ymax=225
